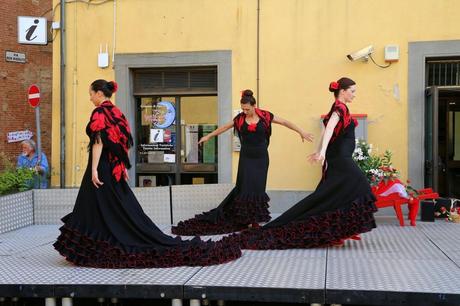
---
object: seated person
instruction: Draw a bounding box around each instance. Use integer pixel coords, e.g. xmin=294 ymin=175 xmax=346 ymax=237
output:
xmin=16 ymin=139 xmax=49 ymax=189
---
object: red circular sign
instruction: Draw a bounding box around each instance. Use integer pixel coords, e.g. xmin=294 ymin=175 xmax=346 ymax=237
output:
xmin=28 ymin=84 xmax=40 ymax=107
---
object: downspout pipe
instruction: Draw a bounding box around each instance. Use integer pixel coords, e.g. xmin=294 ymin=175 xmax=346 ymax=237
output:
xmin=60 ymin=0 xmax=66 ymax=187
xmin=256 ymin=0 xmax=260 ymax=107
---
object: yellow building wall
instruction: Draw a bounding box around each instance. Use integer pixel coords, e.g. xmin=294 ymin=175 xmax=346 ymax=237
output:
xmin=52 ymin=0 xmax=460 ymax=190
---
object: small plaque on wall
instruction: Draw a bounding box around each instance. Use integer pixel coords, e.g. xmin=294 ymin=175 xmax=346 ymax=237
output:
xmin=5 ymin=51 xmax=26 ymax=63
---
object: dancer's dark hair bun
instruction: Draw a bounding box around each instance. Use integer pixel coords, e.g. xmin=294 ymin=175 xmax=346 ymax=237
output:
xmin=240 ymin=89 xmax=256 ymax=105
xmin=106 ymin=81 xmax=118 ymax=94
xmin=91 ymin=79 xmax=118 ymax=98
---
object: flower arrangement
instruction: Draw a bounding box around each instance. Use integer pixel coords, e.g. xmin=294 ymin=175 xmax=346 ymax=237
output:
xmin=352 ymin=139 xmax=417 ymax=195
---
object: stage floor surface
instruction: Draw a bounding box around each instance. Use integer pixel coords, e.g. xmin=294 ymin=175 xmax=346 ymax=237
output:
xmin=1 ymin=217 xmax=460 ymax=305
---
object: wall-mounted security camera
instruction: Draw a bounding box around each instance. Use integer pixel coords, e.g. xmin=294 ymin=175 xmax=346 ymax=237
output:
xmin=347 ymin=45 xmax=374 ymax=61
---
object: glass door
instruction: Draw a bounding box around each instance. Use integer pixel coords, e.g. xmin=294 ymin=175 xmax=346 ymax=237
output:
xmin=136 ymin=96 xmax=178 ymax=186
xmin=135 ymin=95 xmax=218 ymax=186
xmin=446 ymin=94 xmax=460 ymax=197
xmin=425 ymin=86 xmax=460 ymax=196
xmin=424 ymin=86 xmax=439 ymax=191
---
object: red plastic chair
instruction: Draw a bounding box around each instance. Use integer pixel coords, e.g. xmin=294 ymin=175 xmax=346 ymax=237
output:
xmin=373 ymin=184 xmax=439 ymax=226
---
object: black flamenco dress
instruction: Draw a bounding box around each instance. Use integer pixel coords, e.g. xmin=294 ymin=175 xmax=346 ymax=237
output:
xmin=171 ymin=109 xmax=274 ymax=235
xmin=236 ymin=101 xmax=378 ymax=249
xmin=53 ymin=101 xmax=241 ymax=268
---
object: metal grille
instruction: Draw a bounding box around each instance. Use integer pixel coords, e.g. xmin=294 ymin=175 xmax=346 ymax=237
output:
xmin=134 ymin=67 xmax=217 ymax=95
xmin=190 ymin=70 xmax=217 ymax=88
xmin=426 ymin=60 xmax=460 ymax=86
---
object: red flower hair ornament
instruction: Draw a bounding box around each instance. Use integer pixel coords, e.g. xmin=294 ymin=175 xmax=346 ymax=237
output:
xmin=111 ymin=81 xmax=118 ymax=93
xmin=330 ymin=81 xmax=339 ymax=90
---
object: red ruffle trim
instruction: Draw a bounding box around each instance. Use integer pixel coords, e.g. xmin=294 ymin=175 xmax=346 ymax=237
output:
xmin=232 ymin=194 xmax=377 ymax=250
xmin=53 ymin=225 xmax=241 ymax=268
xmin=171 ymin=196 xmax=271 ymax=236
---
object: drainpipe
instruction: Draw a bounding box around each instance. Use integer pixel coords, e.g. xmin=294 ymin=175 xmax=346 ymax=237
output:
xmin=60 ymin=0 xmax=66 ymax=187
xmin=71 ymin=3 xmax=78 ymax=186
xmin=256 ymin=0 xmax=260 ymax=107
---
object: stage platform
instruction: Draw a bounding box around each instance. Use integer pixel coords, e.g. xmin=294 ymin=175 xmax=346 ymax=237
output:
xmin=1 ymin=218 xmax=460 ymax=305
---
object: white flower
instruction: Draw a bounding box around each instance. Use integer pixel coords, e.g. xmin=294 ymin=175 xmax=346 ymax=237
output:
xmin=368 ymin=169 xmax=384 ymax=178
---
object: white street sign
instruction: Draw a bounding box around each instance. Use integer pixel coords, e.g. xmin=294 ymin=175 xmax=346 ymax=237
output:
xmin=5 ymin=51 xmax=26 ymax=63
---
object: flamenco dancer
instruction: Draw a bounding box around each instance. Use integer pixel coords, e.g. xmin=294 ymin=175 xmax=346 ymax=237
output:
xmin=54 ymin=79 xmax=241 ymax=268
xmin=172 ymin=89 xmax=314 ymax=235
xmin=235 ymin=78 xmax=377 ymax=249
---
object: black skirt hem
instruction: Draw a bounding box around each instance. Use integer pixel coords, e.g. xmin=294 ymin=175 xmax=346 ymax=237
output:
xmin=171 ymin=198 xmax=271 ymax=236
xmin=233 ymin=193 xmax=377 ymax=250
xmin=53 ymin=220 xmax=241 ymax=268
xmin=234 ymin=192 xmax=270 ymax=204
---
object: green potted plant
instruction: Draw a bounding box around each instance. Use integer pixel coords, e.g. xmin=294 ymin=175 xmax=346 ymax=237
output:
xmin=0 ymin=153 xmax=35 ymax=196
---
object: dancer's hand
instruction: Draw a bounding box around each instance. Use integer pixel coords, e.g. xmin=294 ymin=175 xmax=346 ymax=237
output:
xmin=92 ymin=170 xmax=104 ymax=188
xmin=307 ymin=152 xmax=325 ymax=165
xmin=198 ymin=135 xmax=210 ymax=145
xmin=307 ymin=152 xmax=319 ymax=163
xmin=318 ymin=153 xmax=325 ymax=166
xmin=300 ymin=131 xmax=314 ymax=142
xmin=124 ymin=168 xmax=130 ymax=181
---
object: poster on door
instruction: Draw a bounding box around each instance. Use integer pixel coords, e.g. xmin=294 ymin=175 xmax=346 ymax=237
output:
xmin=150 ymin=129 xmax=164 ymax=143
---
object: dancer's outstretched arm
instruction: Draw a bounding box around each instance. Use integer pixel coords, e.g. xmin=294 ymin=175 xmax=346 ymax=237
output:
xmin=272 ymin=116 xmax=314 ymax=142
xmin=198 ymin=121 xmax=234 ymax=144
xmin=307 ymin=112 xmax=339 ymax=165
